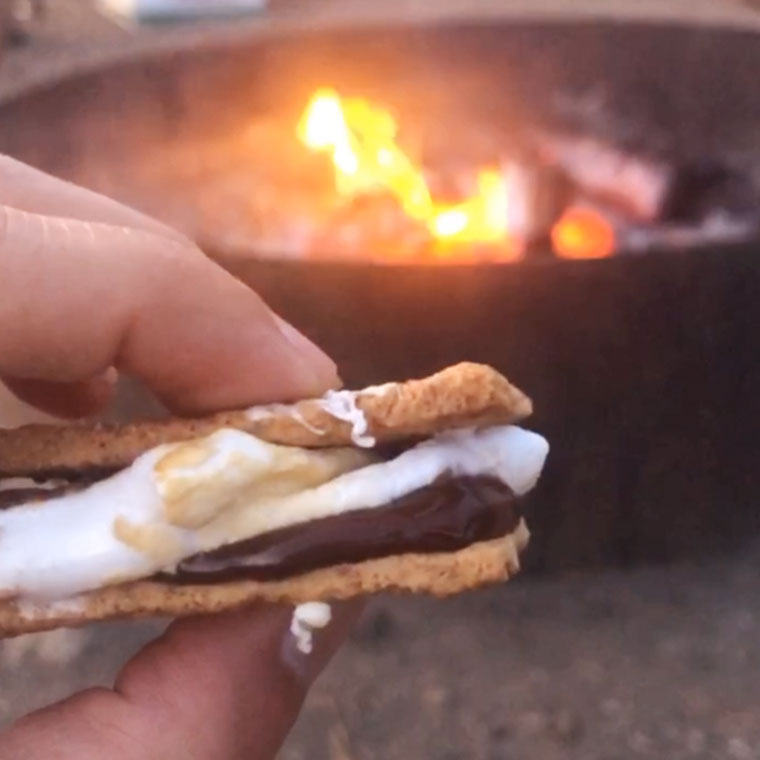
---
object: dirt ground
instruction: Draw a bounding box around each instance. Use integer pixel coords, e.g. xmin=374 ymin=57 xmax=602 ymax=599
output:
xmin=2 ymin=3 xmax=760 ymax=758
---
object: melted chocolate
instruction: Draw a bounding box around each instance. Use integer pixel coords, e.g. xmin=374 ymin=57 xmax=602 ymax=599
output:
xmin=167 ymin=475 xmax=520 ymax=584
xmin=0 ymin=484 xmax=84 ymax=509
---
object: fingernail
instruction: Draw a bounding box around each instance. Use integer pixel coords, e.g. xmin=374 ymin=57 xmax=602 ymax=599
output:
xmin=273 ymin=315 xmax=340 ymax=395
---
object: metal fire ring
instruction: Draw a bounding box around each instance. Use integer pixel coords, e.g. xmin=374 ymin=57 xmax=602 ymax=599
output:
xmin=2 ymin=0 xmax=760 ymax=103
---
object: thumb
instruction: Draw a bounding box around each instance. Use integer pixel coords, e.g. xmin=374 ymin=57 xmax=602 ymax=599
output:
xmin=0 ymin=602 xmax=363 ymax=760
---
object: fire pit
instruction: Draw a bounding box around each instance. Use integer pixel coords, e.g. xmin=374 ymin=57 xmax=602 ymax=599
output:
xmin=1 ymin=11 xmax=759 ymax=571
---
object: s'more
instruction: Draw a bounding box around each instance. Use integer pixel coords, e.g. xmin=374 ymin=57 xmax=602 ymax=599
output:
xmin=0 ymin=363 xmax=548 ymax=636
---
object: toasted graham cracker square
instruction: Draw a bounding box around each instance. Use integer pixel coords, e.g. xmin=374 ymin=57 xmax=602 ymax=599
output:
xmin=0 ymin=523 xmax=528 ymax=637
xmin=0 ymin=363 xmax=532 ymax=479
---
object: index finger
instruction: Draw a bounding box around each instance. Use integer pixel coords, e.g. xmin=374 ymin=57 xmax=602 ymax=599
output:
xmin=0 ymin=155 xmax=185 ymax=243
xmin=0 ymin=203 xmax=338 ymax=413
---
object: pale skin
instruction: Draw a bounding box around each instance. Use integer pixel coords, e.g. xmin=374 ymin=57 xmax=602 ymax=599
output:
xmin=0 ymin=156 xmax=361 ymax=759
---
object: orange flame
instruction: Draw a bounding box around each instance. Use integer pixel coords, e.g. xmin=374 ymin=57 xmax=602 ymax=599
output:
xmin=298 ymin=88 xmax=518 ymax=257
xmin=298 ymin=88 xmax=613 ymax=260
xmin=297 ymin=90 xmax=431 ymax=221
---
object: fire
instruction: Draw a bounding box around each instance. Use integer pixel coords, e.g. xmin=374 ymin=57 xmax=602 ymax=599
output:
xmin=430 ymin=169 xmax=511 ymax=245
xmin=298 ymin=88 xmax=433 ymax=224
xmin=298 ymin=87 xmax=517 ymax=257
xmin=298 ymin=88 xmax=613 ymax=260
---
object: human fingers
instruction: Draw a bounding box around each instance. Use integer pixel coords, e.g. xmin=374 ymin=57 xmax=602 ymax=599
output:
xmin=0 ymin=204 xmax=338 ymax=413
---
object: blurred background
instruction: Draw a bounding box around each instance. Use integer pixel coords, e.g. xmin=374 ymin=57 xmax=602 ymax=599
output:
xmin=2 ymin=2 xmax=760 ymax=759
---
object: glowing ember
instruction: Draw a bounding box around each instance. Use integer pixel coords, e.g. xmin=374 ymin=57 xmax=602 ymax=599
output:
xmin=298 ymin=88 xmax=614 ymax=261
xmin=552 ymin=206 xmax=616 ymax=259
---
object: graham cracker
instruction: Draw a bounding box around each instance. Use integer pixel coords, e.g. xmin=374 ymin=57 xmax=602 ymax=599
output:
xmin=0 ymin=522 xmax=528 ymax=636
xmin=0 ymin=363 xmax=532 ymax=479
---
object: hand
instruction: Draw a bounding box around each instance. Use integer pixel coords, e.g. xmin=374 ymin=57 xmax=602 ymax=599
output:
xmin=0 ymin=156 xmax=358 ymax=759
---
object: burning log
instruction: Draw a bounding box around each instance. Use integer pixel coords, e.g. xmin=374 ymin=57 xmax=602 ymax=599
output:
xmin=501 ymin=160 xmax=573 ymax=256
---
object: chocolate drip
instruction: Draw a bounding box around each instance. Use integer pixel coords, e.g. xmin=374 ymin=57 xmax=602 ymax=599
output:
xmin=167 ymin=475 xmax=520 ymax=584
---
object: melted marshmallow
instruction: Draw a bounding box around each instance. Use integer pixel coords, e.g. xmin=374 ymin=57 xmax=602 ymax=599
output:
xmin=316 ymin=390 xmax=374 ymax=447
xmin=246 ymin=404 xmax=326 ymax=436
xmin=246 ymin=384 xmax=396 ymax=444
xmin=290 ymin=602 xmax=332 ymax=654
xmin=210 ymin=426 xmax=548 ymax=548
xmin=0 ymin=431 xmax=368 ymax=601
xmin=0 ymin=425 xmax=548 ymax=601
